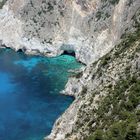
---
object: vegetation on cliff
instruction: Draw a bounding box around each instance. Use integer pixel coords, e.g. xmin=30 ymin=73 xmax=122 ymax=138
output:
xmin=86 ymin=20 xmax=140 ymax=140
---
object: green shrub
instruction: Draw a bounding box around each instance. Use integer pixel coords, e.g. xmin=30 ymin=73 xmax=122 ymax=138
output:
xmin=88 ymin=130 xmax=104 ymax=140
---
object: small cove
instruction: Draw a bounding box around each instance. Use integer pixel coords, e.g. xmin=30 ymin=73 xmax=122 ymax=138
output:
xmin=0 ymin=48 xmax=81 ymax=140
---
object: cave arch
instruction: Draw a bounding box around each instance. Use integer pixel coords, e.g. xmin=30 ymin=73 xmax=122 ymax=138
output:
xmin=17 ymin=47 xmax=27 ymax=53
xmin=62 ymin=50 xmax=75 ymax=57
xmin=17 ymin=49 xmax=23 ymax=52
xmin=61 ymin=44 xmax=76 ymax=57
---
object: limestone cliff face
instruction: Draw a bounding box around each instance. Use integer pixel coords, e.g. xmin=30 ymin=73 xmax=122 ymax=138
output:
xmin=0 ymin=0 xmax=140 ymax=140
xmin=46 ymin=26 xmax=140 ymax=140
xmin=0 ymin=0 xmax=139 ymax=64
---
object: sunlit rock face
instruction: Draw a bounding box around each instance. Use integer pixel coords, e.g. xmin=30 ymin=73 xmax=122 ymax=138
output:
xmin=0 ymin=1 xmax=140 ymax=140
xmin=0 ymin=0 xmax=139 ymax=64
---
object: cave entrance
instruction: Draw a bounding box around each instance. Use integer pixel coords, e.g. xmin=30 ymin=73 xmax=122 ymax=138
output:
xmin=17 ymin=49 xmax=23 ymax=53
xmin=62 ymin=50 xmax=75 ymax=57
xmin=17 ymin=47 xmax=27 ymax=53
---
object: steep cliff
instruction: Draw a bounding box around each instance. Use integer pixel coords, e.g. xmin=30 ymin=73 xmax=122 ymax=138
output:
xmin=0 ymin=0 xmax=139 ymax=64
xmin=0 ymin=0 xmax=140 ymax=140
xmin=46 ymin=20 xmax=140 ymax=140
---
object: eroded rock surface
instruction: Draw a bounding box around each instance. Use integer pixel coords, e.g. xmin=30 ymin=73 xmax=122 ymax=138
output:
xmin=0 ymin=0 xmax=139 ymax=64
xmin=0 ymin=0 xmax=140 ymax=140
xmin=46 ymin=24 xmax=140 ymax=140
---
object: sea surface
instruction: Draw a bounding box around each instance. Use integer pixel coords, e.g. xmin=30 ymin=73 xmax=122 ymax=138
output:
xmin=0 ymin=48 xmax=81 ymax=140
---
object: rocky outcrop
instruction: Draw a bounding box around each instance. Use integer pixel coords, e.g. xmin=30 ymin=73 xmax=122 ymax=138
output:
xmin=0 ymin=0 xmax=140 ymax=140
xmin=0 ymin=0 xmax=139 ymax=64
xmin=46 ymin=24 xmax=140 ymax=140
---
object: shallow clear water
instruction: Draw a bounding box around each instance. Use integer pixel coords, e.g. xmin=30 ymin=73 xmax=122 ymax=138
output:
xmin=0 ymin=48 xmax=81 ymax=140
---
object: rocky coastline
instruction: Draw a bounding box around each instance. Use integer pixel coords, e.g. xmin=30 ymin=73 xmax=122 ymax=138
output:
xmin=0 ymin=0 xmax=140 ymax=140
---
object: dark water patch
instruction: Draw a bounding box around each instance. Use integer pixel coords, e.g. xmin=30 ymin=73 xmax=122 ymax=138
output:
xmin=0 ymin=48 xmax=82 ymax=140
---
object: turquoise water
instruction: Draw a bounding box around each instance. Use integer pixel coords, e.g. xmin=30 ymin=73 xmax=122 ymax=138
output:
xmin=0 ymin=48 xmax=81 ymax=140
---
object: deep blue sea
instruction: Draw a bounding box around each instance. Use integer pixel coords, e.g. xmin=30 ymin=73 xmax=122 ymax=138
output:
xmin=0 ymin=48 xmax=81 ymax=140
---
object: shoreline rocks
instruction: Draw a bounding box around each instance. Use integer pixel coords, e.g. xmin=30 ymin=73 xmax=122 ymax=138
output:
xmin=1 ymin=0 xmax=139 ymax=65
xmin=0 ymin=0 xmax=140 ymax=140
